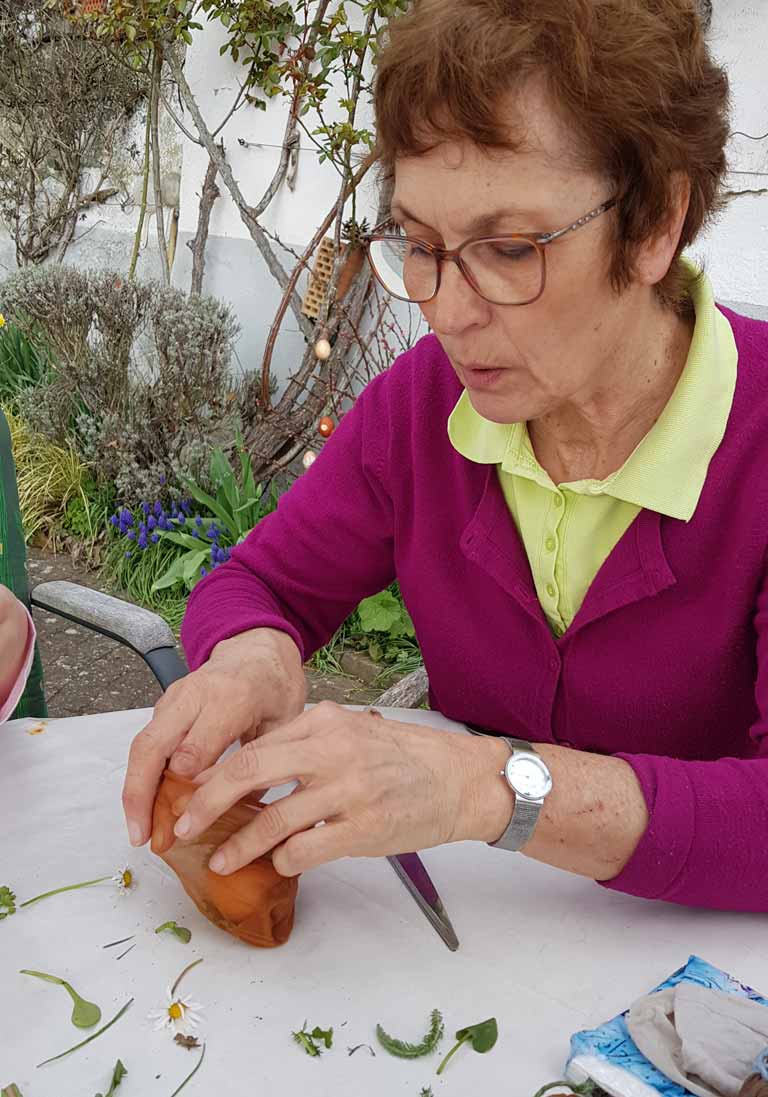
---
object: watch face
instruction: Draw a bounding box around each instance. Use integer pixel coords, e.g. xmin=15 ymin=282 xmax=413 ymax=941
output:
xmin=506 ymin=753 xmax=552 ymax=800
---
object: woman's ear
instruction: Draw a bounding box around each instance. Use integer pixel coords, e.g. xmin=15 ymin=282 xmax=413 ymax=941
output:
xmin=634 ymin=172 xmax=692 ymax=289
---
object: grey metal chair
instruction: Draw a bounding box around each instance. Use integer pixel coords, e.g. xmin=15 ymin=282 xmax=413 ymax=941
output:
xmin=30 ymin=580 xmax=188 ymax=694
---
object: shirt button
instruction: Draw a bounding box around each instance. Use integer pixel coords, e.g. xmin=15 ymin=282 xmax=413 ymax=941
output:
xmin=553 ymin=495 xmax=563 ymax=508
xmin=549 ymin=656 xmax=560 ymax=671
xmin=546 ymin=582 xmax=556 ymax=598
xmin=545 ymin=537 xmax=556 ymax=552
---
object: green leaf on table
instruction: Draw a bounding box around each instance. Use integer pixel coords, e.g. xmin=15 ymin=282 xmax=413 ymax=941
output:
xmin=375 ymin=1009 xmax=444 ymax=1059
xmin=1 ymin=1085 xmax=24 ymax=1096
xmin=36 ymin=999 xmax=133 ymax=1067
xmin=347 ymin=1043 xmax=375 ymax=1057
xmin=311 ymin=1026 xmax=333 ymax=1049
xmin=19 ymin=874 xmax=112 ymax=909
xmin=155 ymin=921 xmax=192 ymax=944
xmin=0 ymin=886 xmax=16 ymax=919
xmin=420 ymin=1089 xmax=435 ymax=1097
xmin=435 ymin=1017 xmax=498 ymax=1076
xmin=292 ymin=1021 xmax=333 ymax=1057
xmin=20 ymin=970 xmax=101 ymax=1027
xmin=94 ymin=1059 xmax=127 ymax=1097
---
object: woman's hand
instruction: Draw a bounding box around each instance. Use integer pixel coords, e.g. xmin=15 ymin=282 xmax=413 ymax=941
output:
xmin=122 ymin=628 xmax=306 ymax=848
xmin=171 ymin=701 xmax=514 ymax=877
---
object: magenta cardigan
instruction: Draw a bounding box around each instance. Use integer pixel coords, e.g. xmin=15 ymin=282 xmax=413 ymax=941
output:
xmin=182 ymin=307 xmax=768 ymax=912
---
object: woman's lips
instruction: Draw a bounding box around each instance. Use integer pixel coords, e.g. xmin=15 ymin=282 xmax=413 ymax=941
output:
xmin=461 ymin=365 xmax=506 ymax=390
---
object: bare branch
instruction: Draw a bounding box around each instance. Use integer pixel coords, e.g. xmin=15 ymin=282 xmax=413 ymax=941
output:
xmin=188 ymin=152 xmax=220 ymax=296
xmin=150 ymin=46 xmax=171 ymax=285
xmin=165 ymin=45 xmax=311 ymax=336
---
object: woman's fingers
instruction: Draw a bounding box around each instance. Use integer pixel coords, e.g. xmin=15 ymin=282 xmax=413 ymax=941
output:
xmin=122 ymin=684 xmax=201 ymax=846
xmin=208 ymin=786 xmax=339 ymax=875
xmin=123 ymin=674 xmax=254 ymax=847
xmin=272 ymin=820 xmax=360 ymax=877
xmin=173 ymin=736 xmax=320 ymax=843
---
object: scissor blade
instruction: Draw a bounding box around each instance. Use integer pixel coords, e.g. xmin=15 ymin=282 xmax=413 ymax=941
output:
xmin=387 ymin=852 xmax=459 ymax=952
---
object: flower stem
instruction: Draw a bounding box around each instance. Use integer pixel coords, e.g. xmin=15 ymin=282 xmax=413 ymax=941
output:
xmin=171 ymin=957 xmax=204 ymax=998
xmin=436 ymin=1034 xmax=469 ymax=1076
xmin=19 ymin=876 xmax=112 ymax=909
xmin=169 ymin=1042 xmax=206 ymax=1096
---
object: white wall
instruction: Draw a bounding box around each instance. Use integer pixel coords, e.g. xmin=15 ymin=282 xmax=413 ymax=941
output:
xmin=172 ymin=7 xmax=393 ymax=385
xmin=692 ymin=0 xmax=768 ymax=320
xmin=174 ymin=0 xmax=768 ymax=358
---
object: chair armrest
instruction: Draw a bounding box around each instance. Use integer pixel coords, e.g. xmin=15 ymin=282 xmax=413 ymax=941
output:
xmin=30 ymin=580 xmax=188 ymax=690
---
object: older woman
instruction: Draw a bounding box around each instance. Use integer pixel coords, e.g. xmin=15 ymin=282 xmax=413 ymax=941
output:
xmin=122 ymin=0 xmax=767 ymax=911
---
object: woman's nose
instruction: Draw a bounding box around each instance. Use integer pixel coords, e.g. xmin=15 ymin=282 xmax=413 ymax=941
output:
xmin=422 ymin=258 xmax=491 ymax=336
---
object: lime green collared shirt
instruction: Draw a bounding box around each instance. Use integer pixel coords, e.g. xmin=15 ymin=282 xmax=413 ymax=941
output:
xmin=447 ymin=268 xmax=738 ymax=636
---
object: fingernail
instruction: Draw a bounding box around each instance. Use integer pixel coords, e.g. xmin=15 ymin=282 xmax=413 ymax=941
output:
xmin=128 ymin=821 xmax=143 ymax=847
xmin=209 ymin=851 xmax=226 ymax=874
xmin=174 ymin=813 xmax=191 ymax=838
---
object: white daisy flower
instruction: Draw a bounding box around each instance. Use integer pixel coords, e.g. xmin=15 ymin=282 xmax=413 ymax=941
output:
xmin=148 ymin=987 xmax=204 ymax=1035
xmin=111 ymin=867 xmax=135 ymax=895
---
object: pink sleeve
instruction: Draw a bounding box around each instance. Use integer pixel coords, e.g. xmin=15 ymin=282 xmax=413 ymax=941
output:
xmin=0 ymin=605 xmax=36 ymax=723
xmin=599 ymin=546 xmax=768 ymax=911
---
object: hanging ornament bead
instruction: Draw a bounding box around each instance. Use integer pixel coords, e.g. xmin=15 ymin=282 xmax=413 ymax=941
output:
xmin=314 ymin=338 xmax=332 ymax=361
xmin=302 ymin=450 xmax=317 ymax=470
xmin=318 ymin=416 xmax=335 ymax=438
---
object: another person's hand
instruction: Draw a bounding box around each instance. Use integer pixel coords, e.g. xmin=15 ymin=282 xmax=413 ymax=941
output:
xmin=122 ymin=628 xmax=306 ymax=848
xmin=169 ymin=702 xmax=512 ymax=877
xmin=0 ymin=583 xmax=33 ymax=711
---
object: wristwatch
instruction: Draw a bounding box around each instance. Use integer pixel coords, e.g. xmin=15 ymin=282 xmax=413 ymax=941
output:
xmin=490 ymin=737 xmax=553 ymax=852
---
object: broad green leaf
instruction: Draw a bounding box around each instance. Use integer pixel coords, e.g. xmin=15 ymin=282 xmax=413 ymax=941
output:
xmin=182 ymin=550 xmax=209 ymax=585
xmin=358 ymin=591 xmax=402 ymax=634
xmin=161 ymin=531 xmax=209 ymax=552
xmin=179 ymin=476 xmax=233 ymax=536
xmin=456 ymin=1018 xmax=498 ymax=1053
xmin=20 ymin=970 xmax=101 ymax=1028
xmin=151 ymin=554 xmax=190 ymax=592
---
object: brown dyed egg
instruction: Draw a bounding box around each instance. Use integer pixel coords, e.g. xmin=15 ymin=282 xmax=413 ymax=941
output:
xmin=319 ymin=416 xmax=335 ymax=438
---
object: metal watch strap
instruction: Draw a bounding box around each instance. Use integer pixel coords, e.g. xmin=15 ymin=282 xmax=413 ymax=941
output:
xmin=491 ymin=736 xmax=544 ymax=852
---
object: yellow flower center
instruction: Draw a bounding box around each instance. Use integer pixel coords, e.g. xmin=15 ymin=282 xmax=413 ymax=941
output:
xmin=168 ymin=1002 xmax=184 ymax=1020
xmin=121 ymin=869 xmax=133 ymax=889
xmin=0 ymin=314 xmax=5 ymax=328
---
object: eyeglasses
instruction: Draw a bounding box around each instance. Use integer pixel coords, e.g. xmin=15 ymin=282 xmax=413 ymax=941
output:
xmin=363 ymin=198 xmax=617 ymax=307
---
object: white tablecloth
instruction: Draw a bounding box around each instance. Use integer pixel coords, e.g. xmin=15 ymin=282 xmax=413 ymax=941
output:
xmin=1 ymin=706 xmax=767 ymax=1097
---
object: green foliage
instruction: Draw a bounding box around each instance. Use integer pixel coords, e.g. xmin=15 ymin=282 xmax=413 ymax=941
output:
xmin=151 ymin=439 xmax=280 ymax=594
xmin=0 ymin=885 xmax=17 ymax=920
xmin=155 ymin=921 xmax=192 ymax=944
xmin=94 ymin=1060 xmax=127 ymax=1097
xmin=292 ymin=1022 xmax=333 ymax=1057
xmin=37 ymin=999 xmax=134 ymax=1068
xmin=0 ymin=318 xmax=52 ymax=408
xmin=376 ymin=1009 xmax=444 ymax=1059
xmin=358 ymin=589 xmax=415 ymax=640
xmin=63 ymin=480 xmax=117 ymax=541
xmin=103 ymin=537 xmax=188 ymax=632
xmin=435 ymin=1018 xmax=498 ymax=1076
xmin=19 ymin=970 xmax=102 ymax=1029
xmin=1 ymin=266 xmax=244 ymax=505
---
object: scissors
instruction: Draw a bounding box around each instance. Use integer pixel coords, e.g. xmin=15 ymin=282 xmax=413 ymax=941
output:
xmin=387 ymin=852 xmax=459 ymax=951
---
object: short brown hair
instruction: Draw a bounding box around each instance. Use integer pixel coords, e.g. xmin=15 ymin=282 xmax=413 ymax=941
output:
xmin=373 ymin=0 xmax=730 ymax=309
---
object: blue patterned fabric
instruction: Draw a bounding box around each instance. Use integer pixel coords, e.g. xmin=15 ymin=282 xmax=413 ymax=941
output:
xmin=567 ymin=956 xmax=768 ymax=1095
